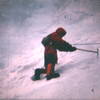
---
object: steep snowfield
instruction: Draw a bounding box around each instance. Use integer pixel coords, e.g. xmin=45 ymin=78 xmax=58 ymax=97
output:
xmin=0 ymin=0 xmax=100 ymax=99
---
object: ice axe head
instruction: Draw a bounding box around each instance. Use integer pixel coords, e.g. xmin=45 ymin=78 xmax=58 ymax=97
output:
xmin=97 ymin=48 xmax=99 ymax=58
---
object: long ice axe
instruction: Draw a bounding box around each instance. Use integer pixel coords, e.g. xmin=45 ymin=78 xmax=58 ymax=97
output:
xmin=77 ymin=48 xmax=99 ymax=57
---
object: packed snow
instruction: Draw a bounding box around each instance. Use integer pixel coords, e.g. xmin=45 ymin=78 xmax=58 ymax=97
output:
xmin=0 ymin=0 xmax=100 ymax=99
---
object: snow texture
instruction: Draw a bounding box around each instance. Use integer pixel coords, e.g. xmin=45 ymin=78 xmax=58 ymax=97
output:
xmin=0 ymin=0 xmax=100 ymax=99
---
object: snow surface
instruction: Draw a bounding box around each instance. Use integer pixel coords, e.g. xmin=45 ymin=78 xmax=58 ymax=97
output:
xmin=0 ymin=0 xmax=100 ymax=99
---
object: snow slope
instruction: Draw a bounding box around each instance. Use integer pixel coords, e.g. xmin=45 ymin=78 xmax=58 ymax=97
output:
xmin=0 ymin=0 xmax=100 ymax=99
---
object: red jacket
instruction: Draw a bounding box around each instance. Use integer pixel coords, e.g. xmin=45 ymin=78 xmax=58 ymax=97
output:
xmin=45 ymin=32 xmax=65 ymax=56
xmin=44 ymin=28 xmax=76 ymax=66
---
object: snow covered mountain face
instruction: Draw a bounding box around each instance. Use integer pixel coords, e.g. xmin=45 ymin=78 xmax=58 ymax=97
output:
xmin=0 ymin=0 xmax=100 ymax=99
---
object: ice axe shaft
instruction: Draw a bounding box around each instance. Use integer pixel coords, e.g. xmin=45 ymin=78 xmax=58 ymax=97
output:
xmin=77 ymin=48 xmax=99 ymax=57
xmin=77 ymin=48 xmax=97 ymax=53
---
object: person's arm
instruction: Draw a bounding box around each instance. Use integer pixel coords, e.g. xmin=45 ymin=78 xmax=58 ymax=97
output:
xmin=54 ymin=40 xmax=77 ymax=52
xmin=51 ymin=34 xmax=77 ymax=51
xmin=62 ymin=41 xmax=77 ymax=52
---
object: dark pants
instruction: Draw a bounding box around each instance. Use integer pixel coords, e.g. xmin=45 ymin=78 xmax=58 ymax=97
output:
xmin=44 ymin=54 xmax=57 ymax=72
xmin=34 ymin=54 xmax=58 ymax=78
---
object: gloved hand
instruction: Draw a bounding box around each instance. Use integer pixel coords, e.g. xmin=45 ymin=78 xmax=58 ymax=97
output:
xmin=69 ymin=47 xmax=77 ymax=52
